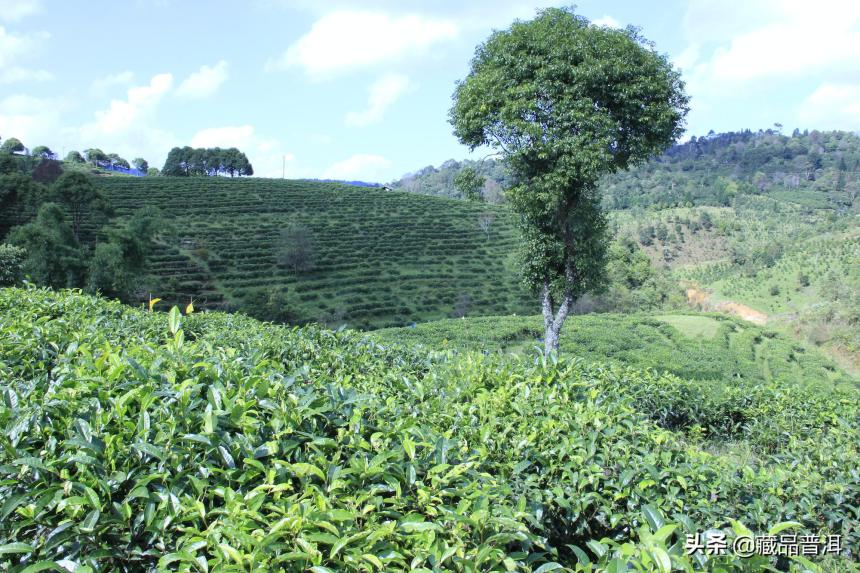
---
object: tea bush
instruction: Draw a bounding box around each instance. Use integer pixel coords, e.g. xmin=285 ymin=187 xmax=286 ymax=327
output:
xmin=1 ymin=287 xmax=857 ymax=571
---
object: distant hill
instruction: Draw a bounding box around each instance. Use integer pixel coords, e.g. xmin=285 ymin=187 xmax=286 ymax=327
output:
xmin=391 ymin=129 xmax=860 ymax=213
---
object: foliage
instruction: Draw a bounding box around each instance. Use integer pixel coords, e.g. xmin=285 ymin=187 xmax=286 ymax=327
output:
xmin=0 ymin=137 xmax=25 ymax=154
xmin=391 ymin=158 xmax=510 ymax=202
xmin=30 ymin=145 xmax=55 ymax=159
xmin=31 ymin=158 xmax=63 ymax=185
xmin=372 ymin=311 xmax=855 ymax=389
xmin=162 ymin=146 xmax=253 ymax=177
xmin=449 ymin=7 xmax=688 ymax=353
xmin=65 ymin=150 xmax=86 ymax=164
xmin=7 ymin=203 xmax=85 ymax=287
xmin=93 ymin=177 xmax=536 ymax=328
xmin=0 ymin=174 xmax=46 ymax=237
xmin=48 ymin=171 xmax=113 ymax=242
xmin=453 ymin=166 xmax=485 ymax=202
xmin=132 ymin=157 xmax=149 ymax=172
xmin=601 ymin=129 xmax=860 ymax=211
xmin=0 ymin=244 xmax=26 ymax=285
xmin=84 ymin=148 xmax=108 ymax=165
xmin=277 ymin=222 xmax=317 ymax=273
xmin=0 ymin=287 xmax=857 ymax=571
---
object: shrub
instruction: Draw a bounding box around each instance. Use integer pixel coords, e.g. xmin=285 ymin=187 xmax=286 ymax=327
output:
xmin=0 ymin=287 xmax=856 ymax=571
xmin=0 ymin=244 xmax=26 ymax=285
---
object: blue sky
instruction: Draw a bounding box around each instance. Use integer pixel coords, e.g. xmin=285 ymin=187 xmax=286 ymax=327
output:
xmin=1 ymin=0 xmax=858 ymax=181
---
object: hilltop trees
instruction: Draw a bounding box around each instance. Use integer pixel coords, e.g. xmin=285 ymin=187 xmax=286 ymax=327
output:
xmin=162 ymin=146 xmax=253 ymax=177
xmin=31 ymin=146 xmax=55 ymax=159
xmin=450 ymin=7 xmax=688 ymax=355
xmin=65 ymin=150 xmax=85 ymax=163
xmin=1 ymin=138 xmax=25 ymax=154
xmin=132 ymin=157 xmax=149 ymax=172
xmin=107 ymin=153 xmax=130 ymax=169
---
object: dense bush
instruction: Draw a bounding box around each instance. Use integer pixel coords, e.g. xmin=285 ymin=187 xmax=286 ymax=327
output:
xmin=1 ymin=287 xmax=857 ymax=571
xmin=0 ymin=244 xmax=26 ymax=285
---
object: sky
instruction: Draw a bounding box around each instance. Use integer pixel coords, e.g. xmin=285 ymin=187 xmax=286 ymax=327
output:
xmin=1 ymin=0 xmax=859 ymax=181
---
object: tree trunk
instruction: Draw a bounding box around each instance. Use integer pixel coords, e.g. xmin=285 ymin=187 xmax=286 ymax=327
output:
xmin=542 ymin=281 xmax=573 ymax=356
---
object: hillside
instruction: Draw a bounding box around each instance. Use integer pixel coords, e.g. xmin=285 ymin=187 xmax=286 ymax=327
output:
xmin=391 ymin=129 xmax=860 ymax=212
xmin=2 ymin=287 xmax=858 ymax=571
xmin=386 ymin=130 xmax=860 ymax=366
xmin=95 ymin=178 xmax=533 ymax=328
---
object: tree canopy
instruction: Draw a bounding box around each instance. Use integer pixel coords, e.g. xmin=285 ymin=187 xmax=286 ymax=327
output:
xmin=162 ymin=146 xmax=253 ymax=177
xmin=450 ymin=7 xmax=688 ymax=354
xmin=1 ymin=138 xmax=25 ymax=155
xmin=31 ymin=146 xmax=55 ymax=159
xmin=65 ymin=150 xmax=86 ymax=163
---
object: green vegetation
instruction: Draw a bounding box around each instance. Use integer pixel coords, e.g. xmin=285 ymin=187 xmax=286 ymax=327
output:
xmin=162 ymin=146 xmax=253 ymax=177
xmin=395 ymin=130 xmax=860 ymax=214
xmin=0 ymin=170 xmax=161 ymax=301
xmin=0 ymin=244 xmax=25 ymax=285
xmin=372 ymin=312 xmax=855 ymax=389
xmin=450 ymin=6 xmax=688 ymax=354
xmin=2 ymin=287 xmax=857 ymax=571
xmin=94 ymin=177 xmax=535 ymax=328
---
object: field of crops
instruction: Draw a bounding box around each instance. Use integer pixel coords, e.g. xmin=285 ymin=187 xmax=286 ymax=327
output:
xmin=1 ymin=287 xmax=858 ymax=571
xmin=372 ymin=312 xmax=857 ymax=389
xmin=95 ymin=178 xmax=533 ymax=329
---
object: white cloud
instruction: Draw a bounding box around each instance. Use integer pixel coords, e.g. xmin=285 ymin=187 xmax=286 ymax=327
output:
xmin=0 ymin=25 xmax=48 ymax=67
xmin=322 ymin=153 xmax=391 ymax=181
xmin=176 ymin=60 xmax=229 ymax=99
xmin=678 ymin=0 xmax=860 ymax=92
xmin=0 ymin=66 xmax=51 ymax=84
xmin=345 ymin=74 xmax=413 ymax=127
xmin=91 ymin=70 xmax=135 ymax=95
xmin=75 ymin=73 xmax=176 ymax=167
xmin=82 ymin=73 xmax=173 ymax=137
xmin=591 ymin=15 xmax=621 ymax=28
xmin=268 ymin=11 xmax=457 ymax=78
xmin=798 ymin=83 xmax=860 ymax=129
xmin=0 ymin=0 xmax=41 ymax=22
xmin=0 ymin=93 xmax=64 ymax=148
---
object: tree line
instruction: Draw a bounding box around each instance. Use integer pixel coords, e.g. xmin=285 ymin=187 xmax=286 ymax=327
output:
xmin=162 ymin=146 xmax=253 ymax=177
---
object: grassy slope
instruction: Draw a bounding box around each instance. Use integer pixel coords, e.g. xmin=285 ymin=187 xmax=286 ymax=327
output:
xmin=96 ymin=177 xmax=532 ymax=329
xmin=371 ymin=312 xmax=857 ymax=389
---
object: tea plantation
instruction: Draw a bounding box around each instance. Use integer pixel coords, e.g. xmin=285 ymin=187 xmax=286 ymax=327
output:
xmin=371 ymin=312 xmax=858 ymax=389
xmin=94 ymin=178 xmax=534 ymax=329
xmin=2 ymin=287 xmax=858 ymax=571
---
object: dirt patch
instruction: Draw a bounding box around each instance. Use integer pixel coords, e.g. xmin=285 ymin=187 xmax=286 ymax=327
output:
xmin=712 ymin=302 xmax=768 ymax=325
xmin=685 ymin=286 xmax=768 ymax=325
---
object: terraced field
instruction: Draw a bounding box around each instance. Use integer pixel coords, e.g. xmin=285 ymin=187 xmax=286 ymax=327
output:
xmin=97 ymin=178 xmax=533 ymax=328
xmin=372 ymin=312 xmax=858 ymax=388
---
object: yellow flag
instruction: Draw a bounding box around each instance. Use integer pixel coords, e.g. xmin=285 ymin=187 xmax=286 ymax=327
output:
xmin=185 ymin=301 xmax=195 ymax=315
xmin=148 ymin=297 xmax=161 ymax=312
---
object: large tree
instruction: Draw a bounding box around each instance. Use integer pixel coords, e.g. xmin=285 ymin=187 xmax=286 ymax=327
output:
xmin=8 ymin=203 xmax=85 ymax=288
xmin=31 ymin=145 xmax=55 ymax=159
xmin=48 ymin=171 xmax=112 ymax=242
xmin=0 ymin=138 xmax=25 ymax=155
xmin=450 ymin=8 xmax=688 ymax=355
